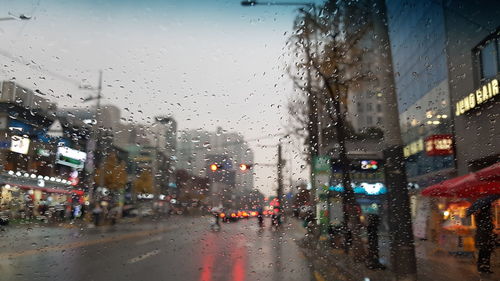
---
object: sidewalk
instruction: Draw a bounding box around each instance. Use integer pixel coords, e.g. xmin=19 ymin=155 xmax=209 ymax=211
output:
xmin=291 ymin=218 xmax=500 ymax=281
xmin=4 ymin=215 xmax=142 ymax=231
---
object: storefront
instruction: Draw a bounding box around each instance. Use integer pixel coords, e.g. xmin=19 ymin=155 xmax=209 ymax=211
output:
xmin=0 ymin=172 xmax=84 ymax=220
xmin=421 ymin=162 xmax=500 ymax=254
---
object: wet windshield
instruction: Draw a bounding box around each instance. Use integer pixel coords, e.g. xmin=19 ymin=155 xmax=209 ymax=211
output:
xmin=0 ymin=0 xmax=499 ymax=280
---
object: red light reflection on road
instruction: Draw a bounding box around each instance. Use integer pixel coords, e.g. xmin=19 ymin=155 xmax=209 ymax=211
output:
xmin=231 ymin=238 xmax=247 ymax=281
xmin=199 ymin=234 xmax=216 ymax=281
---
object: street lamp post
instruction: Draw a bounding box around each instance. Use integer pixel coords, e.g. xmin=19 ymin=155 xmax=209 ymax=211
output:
xmin=81 ymin=70 xmax=104 ymax=205
xmin=0 ymin=12 xmax=32 ymax=21
xmin=241 ymin=1 xmax=314 ymax=7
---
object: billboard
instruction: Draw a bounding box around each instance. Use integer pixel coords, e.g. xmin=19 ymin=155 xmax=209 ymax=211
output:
xmin=56 ymin=147 xmax=87 ymax=170
xmin=10 ymin=135 xmax=30 ymax=154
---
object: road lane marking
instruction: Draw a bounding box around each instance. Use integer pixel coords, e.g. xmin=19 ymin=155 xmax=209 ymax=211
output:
xmin=127 ymin=249 xmax=161 ymax=264
xmin=313 ymin=271 xmax=326 ymax=281
xmin=0 ymin=226 xmax=177 ymax=259
xmin=136 ymin=235 xmax=164 ymax=245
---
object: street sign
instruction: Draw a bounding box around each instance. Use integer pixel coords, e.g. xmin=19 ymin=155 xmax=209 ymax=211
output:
xmin=313 ymin=156 xmax=330 ymax=173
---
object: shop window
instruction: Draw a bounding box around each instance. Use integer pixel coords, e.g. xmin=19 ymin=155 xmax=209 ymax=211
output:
xmin=357 ymin=102 xmax=363 ymax=113
xmin=475 ymin=35 xmax=500 ymax=81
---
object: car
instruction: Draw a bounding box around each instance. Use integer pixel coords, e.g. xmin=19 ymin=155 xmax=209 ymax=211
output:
xmin=220 ymin=209 xmax=239 ymax=222
xmin=238 ymin=210 xmax=250 ymax=219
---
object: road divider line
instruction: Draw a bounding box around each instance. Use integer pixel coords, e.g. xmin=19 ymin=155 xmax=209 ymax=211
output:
xmin=136 ymin=235 xmax=164 ymax=245
xmin=127 ymin=249 xmax=161 ymax=264
xmin=313 ymin=271 xmax=326 ymax=281
xmin=0 ymin=225 xmax=179 ymax=259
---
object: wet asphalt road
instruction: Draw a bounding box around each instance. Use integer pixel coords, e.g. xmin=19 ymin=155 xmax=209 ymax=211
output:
xmin=0 ymin=216 xmax=314 ymax=281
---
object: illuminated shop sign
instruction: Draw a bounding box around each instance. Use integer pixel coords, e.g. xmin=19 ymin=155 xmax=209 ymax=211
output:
xmin=360 ymin=160 xmax=379 ymax=170
xmin=331 ymin=160 xmax=382 ymax=173
xmin=329 ymin=182 xmax=387 ymax=195
xmin=36 ymin=148 xmax=51 ymax=157
xmin=55 ymin=147 xmax=87 ymax=170
xmin=10 ymin=135 xmax=30 ymax=154
xmin=425 ymin=135 xmax=453 ymax=156
xmin=137 ymin=193 xmax=154 ymax=199
xmin=455 ymin=78 xmax=498 ymax=116
xmin=8 ymin=120 xmax=33 ymax=134
xmin=403 ymin=138 xmax=424 ymax=158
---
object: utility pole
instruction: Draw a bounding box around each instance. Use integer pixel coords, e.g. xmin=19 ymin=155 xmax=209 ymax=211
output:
xmin=96 ymin=70 xmax=105 ymax=202
xmin=84 ymin=70 xmax=104 ymax=205
xmin=277 ymin=143 xmax=284 ymax=207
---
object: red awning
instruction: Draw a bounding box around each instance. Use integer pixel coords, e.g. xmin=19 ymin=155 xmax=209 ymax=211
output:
xmin=422 ymin=163 xmax=500 ymax=198
xmin=476 ymin=162 xmax=500 ymax=181
xmin=16 ymin=185 xmax=84 ymax=196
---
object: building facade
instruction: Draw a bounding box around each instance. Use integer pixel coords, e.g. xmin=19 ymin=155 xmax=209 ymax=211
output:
xmin=386 ymin=0 xmax=456 ymax=189
xmin=443 ymin=0 xmax=500 ymax=175
xmin=176 ymin=127 xmax=254 ymax=191
xmin=0 ymin=81 xmax=90 ymax=218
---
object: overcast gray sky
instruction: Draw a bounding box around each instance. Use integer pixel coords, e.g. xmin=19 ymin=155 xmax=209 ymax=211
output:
xmin=0 ymin=0 xmax=316 ymax=195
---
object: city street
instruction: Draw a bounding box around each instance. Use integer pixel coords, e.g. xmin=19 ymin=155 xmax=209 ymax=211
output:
xmin=0 ymin=217 xmax=315 ymax=281
xmin=1 ymin=0 xmax=499 ymax=279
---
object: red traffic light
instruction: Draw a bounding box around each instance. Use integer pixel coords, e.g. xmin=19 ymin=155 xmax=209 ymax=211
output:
xmin=239 ymin=163 xmax=253 ymax=171
xmin=210 ymin=164 xmax=219 ymax=171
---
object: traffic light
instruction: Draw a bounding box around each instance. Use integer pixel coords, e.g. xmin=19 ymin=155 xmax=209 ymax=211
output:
xmin=210 ymin=163 xmax=220 ymax=171
xmin=239 ymin=163 xmax=253 ymax=171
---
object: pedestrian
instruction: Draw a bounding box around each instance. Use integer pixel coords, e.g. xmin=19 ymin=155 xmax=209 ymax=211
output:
xmin=304 ymin=210 xmax=315 ymax=234
xmin=214 ymin=211 xmax=220 ymax=227
xmin=92 ymin=204 xmax=103 ymax=226
xmin=109 ymin=206 xmax=120 ymax=225
xmin=210 ymin=210 xmax=220 ymax=231
xmin=365 ymin=214 xmax=386 ymax=270
xmin=257 ymin=206 xmax=264 ymax=227
xmin=475 ymin=204 xmax=495 ymax=274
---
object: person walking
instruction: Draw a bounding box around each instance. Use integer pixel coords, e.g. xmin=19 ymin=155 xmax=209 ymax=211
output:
xmin=257 ymin=206 xmax=264 ymax=227
xmin=92 ymin=204 xmax=103 ymax=226
xmin=365 ymin=214 xmax=386 ymax=270
xmin=475 ymin=204 xmax=495 ymax=274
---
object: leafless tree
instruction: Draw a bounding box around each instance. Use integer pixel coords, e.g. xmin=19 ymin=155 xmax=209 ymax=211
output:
xmin=287 ymin=0 xmax=375 ymax=261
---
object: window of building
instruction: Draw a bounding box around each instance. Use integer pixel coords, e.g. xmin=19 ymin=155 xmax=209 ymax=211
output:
xmin=367 ymin=116 xmax=373 ymax=125
xmin=377 ymin=117 xmax=382 ymax=124
xmin=376 ymin=104 xmax=382 ymax=112
xmin=475 ymin=35 xmax=500 ymax=81
xmin=366 ymin=103 xmax=373 ymax=112
xmin=357 ymin=102 xmax=363 ymax=113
